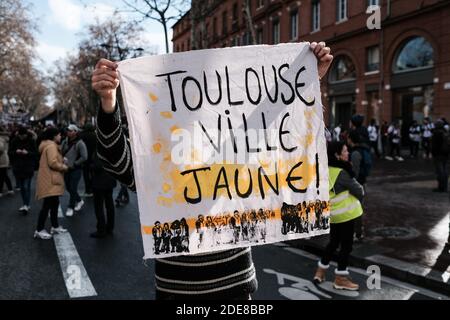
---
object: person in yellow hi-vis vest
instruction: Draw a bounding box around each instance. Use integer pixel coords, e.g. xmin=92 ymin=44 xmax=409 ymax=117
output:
xmin=313 ymin=141 xmax=365 ymax=291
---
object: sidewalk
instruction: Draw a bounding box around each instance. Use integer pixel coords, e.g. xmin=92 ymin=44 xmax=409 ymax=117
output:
xmin=291 ymin=156 xmax=450 ymax=295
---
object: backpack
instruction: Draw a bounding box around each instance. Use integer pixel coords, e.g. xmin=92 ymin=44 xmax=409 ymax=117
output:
xmin=358 ymin=147 xmax=373 ymax=179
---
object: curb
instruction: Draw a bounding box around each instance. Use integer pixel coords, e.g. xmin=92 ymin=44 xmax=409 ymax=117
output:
xmin=290 ymin=238 xmax=450 ymax=296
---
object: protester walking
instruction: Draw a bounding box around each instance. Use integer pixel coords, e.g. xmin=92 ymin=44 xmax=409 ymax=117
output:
xmin=347 ymin=130 xmax=371 ymax=242
xmin=61 ymin=125 xmax=88 ymax=217
xmin=380 ymin=121 xmax=389 ymax=159
xmin=0 ymin=128 xmax=14 ymax=197
xmin=386 ymin=122 xmax=404 ymax=161
xmin=431 ymin=120 xmax=449 ymax=192
xmin=90 ymin=151 xmax=117 ymax=238
xmin=9 ymin=127 xmax=37 ymax=214
xmin=34 ymin=128 xmax=69 ymax=240
xmin=350 ymin=115 xmax=370 ymax=145
xmin=422 ymin=117 xmax=434 ymax=159
xmin=409 ymin=120 xmax=421 ymax=158
xmin=367 ymin=119 xmax=380 ymax=158
xmin=313 ymin=141 xmax=364 ymax=291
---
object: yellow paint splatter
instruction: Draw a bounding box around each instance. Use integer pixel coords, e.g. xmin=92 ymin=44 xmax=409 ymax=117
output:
xmin=163 ymin=153 xmax=171 ymax=162
xmin=170 ymin=125 xmax=180 ymax=133
xmin=149 ymin=92 xmax=159 ymax=103
xmin=162 ymin=183 xmax=172 ymax=193
xmin=160 ymin=111 xmax=173 ymax=119
xmin=157 ymin=196 xmax=173 ymax=207
xmin=152 ymin=143 xmax=162 ymax=154
xmin=142 ymin=226 xmax=152 ymax=235
xmin=306 ymin=134 xmax=315 ymax=146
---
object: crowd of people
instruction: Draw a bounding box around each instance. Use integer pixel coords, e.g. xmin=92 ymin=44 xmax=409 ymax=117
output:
xmin=0 ymin=122 xmax=129 ymax=240
xmin=316 ymin=113 xmax=450 ymax=291
xmin=327 ymin=116 xmax=450 ymax=192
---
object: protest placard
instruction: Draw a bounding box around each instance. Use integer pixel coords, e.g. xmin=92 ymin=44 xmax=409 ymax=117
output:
xmin=118 ymin=42 xmax=330 ymax=258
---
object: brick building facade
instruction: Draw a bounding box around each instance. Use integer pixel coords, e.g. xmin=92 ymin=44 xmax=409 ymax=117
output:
xmin=172 ymin=0 xmax=450 ymax=132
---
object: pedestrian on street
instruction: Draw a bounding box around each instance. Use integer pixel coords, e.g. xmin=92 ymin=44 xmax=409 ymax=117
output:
xmin=34 ymin=128 xmax=69 ymax=240
xmin=409 ymin=120 xmax=421 ymax=159
xmin=380 ymin=120 xmax=389 ymax=159
xmin=422 ymin=117 xmax=434 ymax=159
xmin=386 ymin=121 xmax=404 ymax=161
xmin=79 ymin=123 xmax=97 ymax=197
xmin=333 ymin=124 xmax=342 ymax=142
xmin=0 ymin=127 xmax=14 ymax=197
xmin=90 ymin=151 xmax=117 ymax=238
xmin=61 ymin=124 xmax=88 ymax=217
xmin=367 ymin=119 xmax=380 ymax=158
xmin=347 ymin=130 xmax=371 ymax=242
xmin=91 ymin=42 xmax=334 ymax=300
xmin=431 ymin=120 xmax=449 ymax=193
xmin=8 ymin=127 xmax=38 ymax=214
xmin=314 ymin=141 xmax=364 ymax=291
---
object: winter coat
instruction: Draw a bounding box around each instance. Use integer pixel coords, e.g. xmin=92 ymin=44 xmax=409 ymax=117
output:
xmin=8 ymin=134 xmax=38 ymax=178
xmin=79 ymin=129 xmax=97 ymax=163
xmin=0 ymin=133 xmax=10 ymax=168
xmin=35 ymin=140 xmax=68 ymax=200
xmin=91 ymin=153 xmax=117 ymax=191
xmin=61 ymin=137 xmax=88 ymax=169
xmin=432 ymin=127 xmax=449 ymax=159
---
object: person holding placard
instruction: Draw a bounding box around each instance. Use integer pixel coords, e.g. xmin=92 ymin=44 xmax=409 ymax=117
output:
xmin=91 ymin=42 xmax=333 ymax=300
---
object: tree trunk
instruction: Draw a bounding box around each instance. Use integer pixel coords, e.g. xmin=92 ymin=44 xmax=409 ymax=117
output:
xmin=162 ymin=17 xmax=170 ymax=53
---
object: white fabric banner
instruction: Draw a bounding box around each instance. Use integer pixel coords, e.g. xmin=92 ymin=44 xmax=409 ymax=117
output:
xmin=118 ymin=43 xmax=330 ymax=259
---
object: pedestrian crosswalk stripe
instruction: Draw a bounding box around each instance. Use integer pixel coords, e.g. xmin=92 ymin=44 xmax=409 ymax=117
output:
xmin=53 ymin=232 xmax=97 ymax=298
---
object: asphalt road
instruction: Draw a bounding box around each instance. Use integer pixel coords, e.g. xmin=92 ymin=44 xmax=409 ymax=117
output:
xmin=0 ymin=175 xmax=447 ymax=300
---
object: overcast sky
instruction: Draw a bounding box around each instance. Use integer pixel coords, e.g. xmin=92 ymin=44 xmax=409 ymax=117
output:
xmin=26 ymin=0 xmax=173 ymax=72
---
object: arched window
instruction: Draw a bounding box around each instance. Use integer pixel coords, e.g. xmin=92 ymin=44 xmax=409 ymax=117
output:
xmin=393 ymin=37 xmax=434 ymax=72
xmin=329 ymin=55 xmax=356 ymax=83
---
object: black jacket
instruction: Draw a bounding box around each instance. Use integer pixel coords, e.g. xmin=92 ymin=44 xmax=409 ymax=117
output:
xmin=79 ymin=129 xmax=97 ymax=162
xmin=8 ymin=135 xmax=38 ymax=178
xmin=91 ymin=153 xmax=117 ymax=190
xmin=432 ymin=127 xmax=449 ymax=159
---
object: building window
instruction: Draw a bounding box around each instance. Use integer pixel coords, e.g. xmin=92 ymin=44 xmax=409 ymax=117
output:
xmin=257 ymin=0 xmax=265 ymax=9
xmin=366 ymin=46 xmax=380 ymax=72
xmin=393 ymin=37 xmax=434 ymax=73
xmin=222 ymin=11 xmax=228 ymax=35
xmin=257 ymin=28 xmax=263 ymax=44
xmin=312 ymin=0 xmax=320 ymax=32
xmin=337 ymin=0 xmax=347 ymax=22
xmin=329 ymin=55 xmax=356 ymax=83
xmin=272 ymin=20 xmax=280 ymax=44
xmin=290 ymin=10 xmax=298 ymax=40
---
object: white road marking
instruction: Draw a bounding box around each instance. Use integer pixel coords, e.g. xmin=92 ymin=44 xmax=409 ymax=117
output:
xmin=58 ymin=205 xmax=63 ymax=218
xmin=53 ymin=232 xmax=97 ymax=298
xmin=273 ymin=242 xmax=289 ymax=247
xmin=282 ymin=246 xmax=449 ymax=300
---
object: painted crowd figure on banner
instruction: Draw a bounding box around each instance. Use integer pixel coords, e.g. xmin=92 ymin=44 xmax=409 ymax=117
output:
xmin=151 ymin=200 xmax=329 ymax=255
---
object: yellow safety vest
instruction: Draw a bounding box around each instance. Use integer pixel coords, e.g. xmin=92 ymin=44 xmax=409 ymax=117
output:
xmin=329 ymin=167 xmax=363 ymax=224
